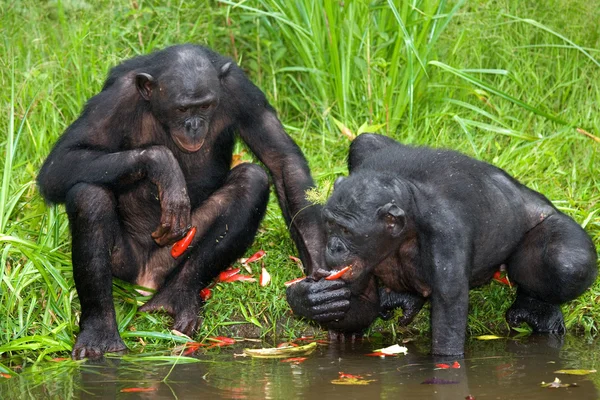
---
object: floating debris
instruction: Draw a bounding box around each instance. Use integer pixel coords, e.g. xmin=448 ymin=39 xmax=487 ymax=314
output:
xmin=243 ymin=342 xmax=317 ymax=359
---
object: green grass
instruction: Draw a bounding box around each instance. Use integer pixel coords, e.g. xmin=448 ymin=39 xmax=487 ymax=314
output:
xmin=0 ymin=0 xmax=598 ymax=369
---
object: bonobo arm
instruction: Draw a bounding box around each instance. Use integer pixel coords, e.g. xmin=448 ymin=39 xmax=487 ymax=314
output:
xmin=429 ymin=233 xmax=471 ymax=356
xmin=38 ymin=144 xmax=190 ymax=246
xmin=227 ymin=68 xmax=325 ymax=274
xmin=379 ymin=288 xmax=427 ymax=326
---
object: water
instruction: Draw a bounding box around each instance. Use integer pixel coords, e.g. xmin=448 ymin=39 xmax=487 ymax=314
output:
xmin=1 ymin=334 xmax=598 ymax=399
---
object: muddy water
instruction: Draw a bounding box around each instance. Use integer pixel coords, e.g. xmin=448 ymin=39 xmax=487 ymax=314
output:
xmin=1 ymin=334 xmax=599 ymax=399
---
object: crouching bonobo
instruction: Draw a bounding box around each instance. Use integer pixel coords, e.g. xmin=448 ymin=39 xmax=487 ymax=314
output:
xmin=286 ymin=133 xmax=597 ymax=356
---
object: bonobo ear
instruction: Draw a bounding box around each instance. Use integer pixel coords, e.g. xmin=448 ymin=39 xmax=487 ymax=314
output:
xmin=333 ymin=176 xmax=346 ymax=191
xmin=219 ymin=62 xmax=232 ymax=78
xmin=378 ymin=202 xmax=406 ymax=237
xmin=135 ymin=73 xmax=155 ymax=101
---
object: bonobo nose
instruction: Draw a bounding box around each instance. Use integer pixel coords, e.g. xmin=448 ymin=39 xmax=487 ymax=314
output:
xmin=185 ymin=118 xmax=202 ymax=132
xmin=325 ymin=237 xmax=347 ymax=267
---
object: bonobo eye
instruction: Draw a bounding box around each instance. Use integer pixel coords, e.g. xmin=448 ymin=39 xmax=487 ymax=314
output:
xmin=177 ymin=106 xmax=188 ymax=113
xmin=341 ymin=227 xmax=351 ymax=236
xmin=199 ymin=103 xmax=212 ymax=110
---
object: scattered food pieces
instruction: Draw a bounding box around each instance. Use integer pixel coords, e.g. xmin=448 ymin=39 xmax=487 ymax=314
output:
xmin=338 ymin=372 xmax=363 ymax=379
xmin=373 ymin=344 xmax=408 ymax=355
xmin=120 ymin=387 xmax=158 ymax=393
xmin=0 ymin=373 xmax=12 ymax=379
xmin=541 ymin=377 xmax=579 ymax=388
xmin=554 ymin=369 xmax=596 ymax=376
xmin=260 ymin=266 xmax=271 ymax=286
xmin=171 ymin=226 xmax=197 ymax=258
xmin=243 ymin=342 xmax=317 ymax=359
xmin=436 ymin=361 xmax=460 ymax=369
xmin=365 ymin=352 xmax=394 ymax=357
xmin=222 ymin=274 xmax=257 ymax=283
xmin=493 ymin=271 xmax=512 ymax=287
xmin=475 ymin=334 xmax=504 ymax=340
xmin=281 ymin=357 xmax=308 ymax=364
xmin=200 ymin=288 xmax=212 ymax=301
xmin=242 ymin=250 xmax=266 ymax=265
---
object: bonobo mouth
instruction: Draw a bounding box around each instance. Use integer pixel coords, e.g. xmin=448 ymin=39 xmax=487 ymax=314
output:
xmin=173 ymin=136 xmax=205 ymax=153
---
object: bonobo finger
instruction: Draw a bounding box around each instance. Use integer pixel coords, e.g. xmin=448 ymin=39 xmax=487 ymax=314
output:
xmin=307 ymin=278 xmax=347 ymax=294
xmin=308 ymin=288 xmax=351 ymax=306
xmin=313 ymin=311 xmax=347 ymax=323
xmin=313 ymin=268 xmax=332 ymax=279
xmin=311 ymin=300 xmax=351 ymax=315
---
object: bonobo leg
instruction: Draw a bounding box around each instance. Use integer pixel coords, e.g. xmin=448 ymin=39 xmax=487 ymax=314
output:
xmin=378 ymin=288 xmax=426 ymax=325
xmin=66 ymin=183 xmax=129 ymax=360
xmin=505 ymin=213 xmax=597 ymax=333
xmin=140 ymin=163 xmax=269 ymax=335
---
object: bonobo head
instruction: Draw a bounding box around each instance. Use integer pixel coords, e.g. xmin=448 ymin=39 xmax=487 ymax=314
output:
xmin=135 ymin=47 xmax=231 ymax=153
xmin=322 ymin=172 xmax=411 ymax=292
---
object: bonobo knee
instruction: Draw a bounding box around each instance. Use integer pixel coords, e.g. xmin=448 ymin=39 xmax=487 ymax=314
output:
xmin=65 ymin=183 xmax=115 ymax=222
xmin=555 ymin=243 xmax=598 ymax=301
xmin=231 ymin=163 xmax=269 ymax=194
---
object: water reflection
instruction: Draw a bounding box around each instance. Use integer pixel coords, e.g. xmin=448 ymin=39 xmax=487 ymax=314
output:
xmin=1 ymin=335 xmax=598 ymax=399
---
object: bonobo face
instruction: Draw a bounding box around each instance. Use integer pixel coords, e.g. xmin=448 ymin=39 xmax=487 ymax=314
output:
xmin=136 ymin=52 xmax=221 ymax=153
xmin=322 ymin=174 xmax=407 ymax=292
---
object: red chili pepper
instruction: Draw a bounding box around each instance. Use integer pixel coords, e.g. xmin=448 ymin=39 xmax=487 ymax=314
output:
xmin=339 ymin=372 xmax=363 ymax=379
xmin=365 ymin=352 xmax=391 ymax=357
xmin=217 ymin=268 xmax=241 ymax=282
xmin=0 ymin=373 xmax=12 ymax=379
xmin=171 ymin=226 xmax=197 ymax=258
xmin=452 ymin=361 xmax=461 ymax=368
xmin=493 ymin=271 xmax=512 ymax=287
xmin=120 ymin=387 xmax=157 ymax=393
xmin=50 ymin=357 xmax=69 ymax=362
xmin=281 ymin=357 xmax=308 ymax=363
xmin=244 ymin=250 xmax=265 ymax=264
xmin=183 ymin=342 xmax=207 ymax=355
xmin=436 ymin=363 xmax=451 ymax=369
xmin=284 ymin=277 xmax=306 ymax=287
xmin=222 ymin=274 xmax=257 ymax=283
xmin=200 ymin=288 xmax=212 ymax=301
xmin=294 ymin=336 xmax=314 ymax=342
xmin=325 ymin=266 xmax=351 ymax=280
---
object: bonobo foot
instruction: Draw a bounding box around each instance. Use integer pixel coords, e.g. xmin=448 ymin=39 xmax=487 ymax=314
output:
xmin=139 ymin=286 xmax=203 ymax=336
xmin=506 ymin=294 xmax=565 ymax=334
xmin=328 ymin=330 xmax=364 ymax=343
xmin=72 ymin=322 xmax=127 ymax=360
xmin=379 ymin=288 xmax=426 ymax=326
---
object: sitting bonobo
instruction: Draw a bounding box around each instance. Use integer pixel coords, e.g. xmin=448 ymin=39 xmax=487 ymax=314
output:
xmin=286 ymin=133 xmax=597 ymax=356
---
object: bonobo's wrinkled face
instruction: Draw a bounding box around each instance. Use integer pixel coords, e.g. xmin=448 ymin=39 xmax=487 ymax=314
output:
xmin=136 ymin=50 xmax=221 ymax=153
xmin=322 ymin=174 xmax=407 ymax=292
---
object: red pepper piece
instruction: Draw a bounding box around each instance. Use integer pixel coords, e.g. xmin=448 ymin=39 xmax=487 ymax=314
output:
xmin=325 ymin=266 xmax=351 ymax=280
xmin=452 ymin=361 xmax=461 ymax=368
xmin=277 ymin=342 xmax=299 ymax=348
xmin=120 ymin=388 xmax=157 ymax=393
xmin=222 ymin=274 xmax=257 ymax=283
xmin=365 ymin=352 xmax=391 ymax=357
xmin=200 ymin=288 xmax=212 ymax=301
xmin=339 ymin=372 xmax=363 ymax=379
xmin=281 ymin=357 xmax=308 ymax=363
xmin=493 ymin=271 xmax=512 ymax=287
xmin=436 ymin=363 xmax=451 ymax=369
xmin=171 ymin=227 xmax=197 ymax=258
xmin=217 ymin=268 xmax=241 ymax=282
xmin=244 ymin=250 xmax=265 ymax=264
xmin=284 ymin=277 xmax=306 ymax=287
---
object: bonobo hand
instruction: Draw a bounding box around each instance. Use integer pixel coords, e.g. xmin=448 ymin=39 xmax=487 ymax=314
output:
xmin=143 ymin=146 xmax=192 ymax=246
xmin=286 ymin=277 xmax=351 ymax=323
xmin=152 ymin=185 xmax=191 ymax=246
